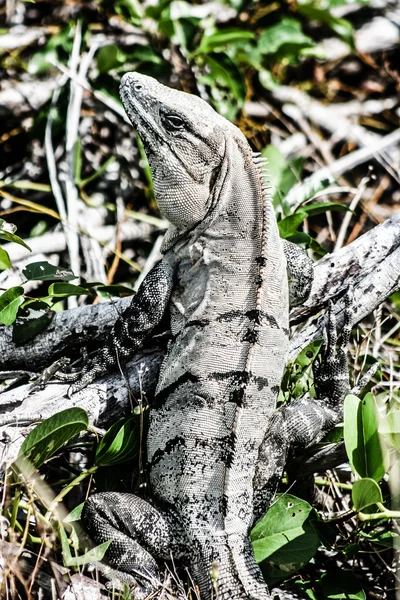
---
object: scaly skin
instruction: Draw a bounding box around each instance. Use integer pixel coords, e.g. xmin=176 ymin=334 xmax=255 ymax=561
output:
xmin=123 ymin=72 xmax=288 ymax=599
xmin=67 ymin=74 xmax=350 ymax=600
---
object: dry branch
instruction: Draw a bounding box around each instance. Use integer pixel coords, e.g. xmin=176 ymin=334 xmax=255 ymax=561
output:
xmin=1 ymin=214 xmax=398 ymax=370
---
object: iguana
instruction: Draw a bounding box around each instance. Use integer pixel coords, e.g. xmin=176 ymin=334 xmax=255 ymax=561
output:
xmin=58 ymin=73 xmax=351 ymax=599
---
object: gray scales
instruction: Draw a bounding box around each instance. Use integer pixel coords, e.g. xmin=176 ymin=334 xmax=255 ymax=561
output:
xmin=59 ymin=73 xmax=351 ymax=599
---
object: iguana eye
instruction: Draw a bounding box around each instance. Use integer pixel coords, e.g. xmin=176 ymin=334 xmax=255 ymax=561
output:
xmin=163 ymin=114 xmax=185 ymax=131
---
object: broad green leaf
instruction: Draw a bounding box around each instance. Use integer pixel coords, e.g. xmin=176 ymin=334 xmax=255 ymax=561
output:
xmin=251 ymin=494 xmax=320 ymax=585
xmin=195 ymin=29 xmax=255 ymax=55
xmin=286 ymin=232 xmax=327 ymax=255
xmin=344 ymin=394 xmax=386 ymax=481
xmin=322 ymin=425 xmax=343 ymax=444
xmin=0 ymin=247 xmax=11 ymax=270
xmin=23 ymin=261 xmax=76 ymax=282
xmin=12 ymin=300 xmax=54 ymax=342
xmin=258 ymin=18 xmax=313 ymax=56
xmin=352 ymin=478 xmax=383 ymax=512
xmin=48 ymin=282 xmax=90 ymax=298
xmin=0 ymin=286 xmax=24 ymax=326
xmin=278 ymin=211 xmax=308 ymax=239
xmin=0 ymin=219 xmax=31 ymax=250
xmin=96 ymin=417 xmax=138 ymax=466
xmin=17 ymin=408 xmax=89 ymax=473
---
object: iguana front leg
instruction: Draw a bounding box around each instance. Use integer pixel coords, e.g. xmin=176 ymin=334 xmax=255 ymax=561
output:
xmin=253 ymin=298 xmax=351 ymax=521
xmin=56 ymin=259 xmax=175 ymax=394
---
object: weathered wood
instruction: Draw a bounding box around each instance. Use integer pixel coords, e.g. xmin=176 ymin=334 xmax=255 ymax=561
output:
xmin=1 ymin=215 xmax=399 ymax=371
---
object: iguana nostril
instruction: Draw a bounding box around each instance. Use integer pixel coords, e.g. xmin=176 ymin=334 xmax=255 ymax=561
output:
xmin=133 ymin=82 xmax=144 ymax=92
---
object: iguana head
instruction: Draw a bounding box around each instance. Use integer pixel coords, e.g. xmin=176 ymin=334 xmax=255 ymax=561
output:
xmin=120 ymin=72 xmax=249 ymax=236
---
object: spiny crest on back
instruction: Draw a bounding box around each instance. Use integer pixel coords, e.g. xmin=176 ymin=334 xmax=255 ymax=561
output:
xmin=252 ymin=152 xmax=274 ymax=204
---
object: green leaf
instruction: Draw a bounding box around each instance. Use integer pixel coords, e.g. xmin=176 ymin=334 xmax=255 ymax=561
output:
xmin=96 ymin=284 xmax=135 ymax=297
xmin=286 ymin=232 xmax=327 ymax=255
xmin=258 ymin=18 xmax=313 ymax=57
xmin=195 ymin=29 xmax=255 ymax=55
xmin=261 ymin=146 xmax=303 ymax=212
xmin=310 ymin=519 xmax=336 ymax=548
xmin=200 ymin=53 xmax=246 ymax=119
xmin=352 ymin=478 xmax=383 ymax=512
xmin=0 ymin=219 xmax=31 ymax=251
xmin=128 ymin=45 xmax=163 ymax=65
xmin=391 ymin=290 xmax=400 ymax=309
xmin=73 ymin=138 xmax=82 ymax=184
xmin=23 ymin=261 xmax=76 ymax=282
xmin=96 ymin=44 xmax=127 ymax=73
xmin=78 ymin=156 xmax=116 ymax=188
xmin=95 ymin=417 xmax=139 ymax=466
xmin=115 ymin=0 xmax=143 ymax=22
xmin=59 ymin=523 xmax=111 ymax=567
xmin=300 ymin=201 xmax=351 ymax=217
xmin=278 ymin=211 xmax=308 ymax=239
xmin=202 ymin=52 xmax=246 ymax=103
xmin=251 ymin=494 xmax=320 ymax=585
xmin=0 ymin=247 xmax=11 ymax=270
xmin=12 ymin=300 xmax=54 ymax=342
xmin=64 ymin=502 xmax=85 ymax=523
xmin=360 ymin=529 xmax=399 ymax=548
xmin=297 ymin=3 xmax=354 ymax=45
xmin=318 ymin=569 xmax=366 ymax=599
xmin=379 ymin=410 xmax=400 ymax=452
xmin=283 ymin=171 xmax=336 ymax=210
xmin=281 ymin=339 xmax=322 ymax=400
xmin=48 ymin=282 xmax=90 ymax=298
xmin=344 ymin=394 xmax=386 ymax=481
xmin=17 ymin=408 xmax=89 ymax=474
xmin=27 ymin=48 xmax=58 ymax=75
xmin=259 ymin=69 xmax=280 ymax=91
xmin=0 ymin=286 xmax=24 ymax=326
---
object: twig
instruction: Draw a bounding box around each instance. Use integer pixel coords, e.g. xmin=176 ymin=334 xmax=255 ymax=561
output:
xmin=334 ymin=171 xmax=372 ymax=252
xmin=284 ymin=128 xmax=400 ymax=210
xmin=64 ymin=21 xmax=83 ymax=307
xmin=51 ymin=59 xmax=130 ymax=123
